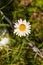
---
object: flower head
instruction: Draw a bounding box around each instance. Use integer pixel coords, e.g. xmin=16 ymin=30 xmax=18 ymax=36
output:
xmin=14 ymin=19 xmax=31 ymax=37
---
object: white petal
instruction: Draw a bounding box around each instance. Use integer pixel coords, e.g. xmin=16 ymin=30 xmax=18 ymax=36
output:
xmin=20 ymin=18 xmax=22 ymax=22
xmin=23 ymin=19 xmax=26 ymax=23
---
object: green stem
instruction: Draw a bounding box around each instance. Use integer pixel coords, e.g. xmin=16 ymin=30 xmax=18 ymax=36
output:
xmin=0 ymin=24 xmax=10 ymax=27
xmin=0 ymin=0 xmax=13 ymax=10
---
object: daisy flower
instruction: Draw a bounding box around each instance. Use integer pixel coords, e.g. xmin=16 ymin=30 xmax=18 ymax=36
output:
xmin=0 ymin=37 xmax=10 ymax=47
xmin=14 ymin=19 xmax=31 ymax=37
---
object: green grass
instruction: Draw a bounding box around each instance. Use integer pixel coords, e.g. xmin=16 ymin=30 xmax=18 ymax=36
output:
xmin=0 ymin=0 xmax=43 ymax=65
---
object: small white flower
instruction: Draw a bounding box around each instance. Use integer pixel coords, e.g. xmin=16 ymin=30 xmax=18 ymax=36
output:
xmin=0 ymin=37 xmax=10 ymax=46
xmin=14 ymin=19 xmax=31 ymax=37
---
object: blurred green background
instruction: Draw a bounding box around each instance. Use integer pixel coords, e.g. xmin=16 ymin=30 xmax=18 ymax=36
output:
xmin=0 ymin=0 xmax=43 ymax=65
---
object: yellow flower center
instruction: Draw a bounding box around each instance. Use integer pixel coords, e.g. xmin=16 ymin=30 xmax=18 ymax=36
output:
xmin=19 ymin=24 xmax=26 ymax=31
